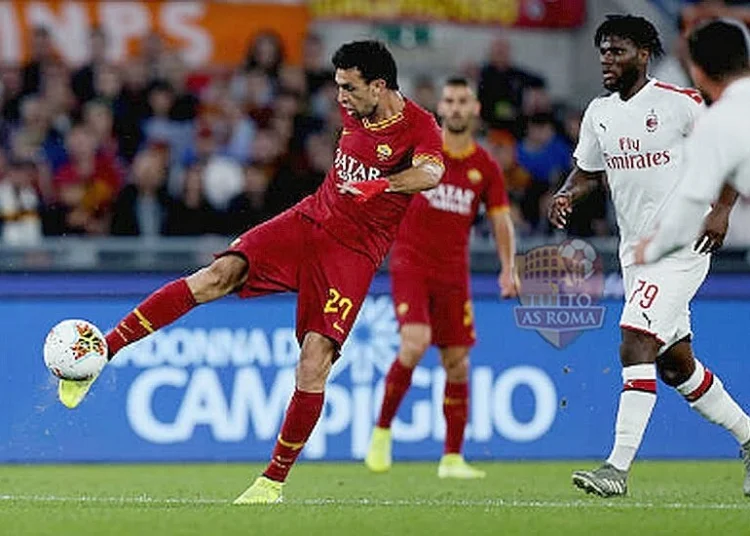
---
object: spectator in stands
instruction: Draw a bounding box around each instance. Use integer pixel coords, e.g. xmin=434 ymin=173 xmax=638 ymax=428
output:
xmin=560 ymin=106 xmax=582 ymax=148
xmin=141 ymin=32 xmax=167 ymax=80
xmin=164 ymin=162 xmax=222 ymax=236
xmin=516 ymin=112 xmax=571 ymax=230
xmin=42 ymin=70 xmax=76 ymax=136
xmin=303 ymin=33 xmax=333 ymax=96
xmin=249 ymin=127 xmax=284 ymax=181
xmin=116 ymin=58 xmax=151 ymax=161
xmin=181 ymin=122 xmax=217 ymax=169
xmin=218 ymin=95 xmax=256 ymax=163
xmin=142 ymin=80 xmax=194 ymax=167
xmin=478 ymin=35 xmax=546 ymax=133
xmin=226 ymin=164 xmax=272 ymax=235
xmin=487 ymin=130 xmax=532 ymax=235
xmin=71 ymin=27 xmax=108 ymax=104
xmin=110 ymin=148 xmax=170 ymax=236
xmin=0 ymin=156 xmax=42 ymax=245
xmin=279 ymin=65 xmax=308 ymax=98
xmin=157 ymin=52 xmax=199 ymax=121
xmin=84 ymin=99 xmax=121 ymax=165
xmin=265 ymin=131 xmax=330 ymax=215
xmin=1 ymin=65 xmax=24 ymax=123
xmin=11 ymin=95 xmax=66 ymax=172
xmin=21 ymin=26 xmax=56 ymax=96
xmin=49 ymin=123 xmax=121 ymax=235
xmin=93 ymin=63 xmax=122 ymax=105
xmin=243 ymin=30 xmax=285 ymax=82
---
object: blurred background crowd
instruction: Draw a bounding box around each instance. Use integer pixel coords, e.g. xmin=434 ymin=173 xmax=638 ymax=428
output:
xmin=1 ymin=0 xmax=749 ymax=250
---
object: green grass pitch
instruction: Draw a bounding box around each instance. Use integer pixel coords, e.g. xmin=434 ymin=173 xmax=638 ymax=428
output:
xmin=1 ymin=461 xmax=749 ymax=535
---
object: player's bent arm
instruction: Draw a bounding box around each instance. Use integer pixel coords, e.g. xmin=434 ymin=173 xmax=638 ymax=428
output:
xmin=555 ymin=165 xmax=605 ymax=204
xmin=386 ymin=160 xmax=444 ymax=194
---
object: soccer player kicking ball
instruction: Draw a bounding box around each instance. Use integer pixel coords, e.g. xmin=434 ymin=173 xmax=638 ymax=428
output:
xmin=549 ymin=15 xmax=750 ymax=498
xmin=365 ymin=77 xmax=518 ymax=479
xmin=57 ymin=41 xmax=445 ymax=504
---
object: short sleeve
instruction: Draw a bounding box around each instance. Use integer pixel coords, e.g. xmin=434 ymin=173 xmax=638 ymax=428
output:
xmin=412 ymin=111 xmax=444 ymax=169
xmin=681 ymin=95 xmax=706 ymax=137
xmin=573 ymin=102 xmax=606 ymax=172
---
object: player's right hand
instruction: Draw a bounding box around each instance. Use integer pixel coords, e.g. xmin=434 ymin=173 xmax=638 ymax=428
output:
xmin=338 ymin=179 xmax=390 ymax=203
xmin=548 ymin=192 xmax=572 ymax=229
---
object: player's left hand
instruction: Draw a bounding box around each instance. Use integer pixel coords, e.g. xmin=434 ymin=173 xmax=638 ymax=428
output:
xmin=499 ymin=268 xmax=520 ymax=299
xmin=338 ymin=179 xmax=390 ymax=203
xmin=694 ymin=206 xmax=731 ymax=254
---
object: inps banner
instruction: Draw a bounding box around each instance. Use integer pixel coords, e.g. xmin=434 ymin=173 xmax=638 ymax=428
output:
xmin=2 ymin=291 xmax=749 ymax=462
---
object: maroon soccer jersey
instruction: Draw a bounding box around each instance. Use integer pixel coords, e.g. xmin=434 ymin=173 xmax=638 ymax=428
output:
xmin=295 ymin=99 xmax=443 ymax=265
xmin=390 ymin=143 xmax=509 ymax=279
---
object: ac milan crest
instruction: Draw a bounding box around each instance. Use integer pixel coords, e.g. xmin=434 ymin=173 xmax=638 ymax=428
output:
xmin=645 ymin=109 xmax=659 ymax=133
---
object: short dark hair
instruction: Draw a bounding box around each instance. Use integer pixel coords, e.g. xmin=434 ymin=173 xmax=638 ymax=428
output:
xmin=443 ymin=75 xmax=477 ymax=94
xmin=594 ymin=14 xmax=665 ymax=59
xmin=332 ymin=40 xmax=398 ymax=89
xmin=444 ymin=76 xmax=470 ymax=88
xmin=688 ymin=19 xmax=750 ymax=81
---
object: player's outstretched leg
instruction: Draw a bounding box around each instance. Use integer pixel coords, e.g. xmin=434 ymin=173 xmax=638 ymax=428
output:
xmin=365 ymin=324 xmax=430 ymax=473
xmin=234 ymin=332 xmax=334 ymax=505
xmin=573 ymin=330 xmax=660 ymax=497
xmin=658 ymin=341 xmax=750 ymax=496
xmin=437 ymin=346 xmax=485 ymax=479
xmin=58 ymin=256 xmax=248 ymax=409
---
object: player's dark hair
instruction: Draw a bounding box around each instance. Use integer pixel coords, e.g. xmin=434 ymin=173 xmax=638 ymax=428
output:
xmin=443 ymin=75 xmax=478 ymax=95
xmin=445 ymin=76 xmax=470 ymax=87
xmin=594 ymin=14 xmax=665 ymax=59
xmin=688 ymin=19 xmax=750 ymax=81
xmin=332 ymin=40 xmax=399 ymax=89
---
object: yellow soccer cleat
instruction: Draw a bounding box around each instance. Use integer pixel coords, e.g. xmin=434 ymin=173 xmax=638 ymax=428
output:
xmin=437 ymin=454 xmax=487 ymax=479
xmin=58 ymin=374 xmax=100 ymax=409
xmin=364 ymin=426 xmax=392 ymax=473
xmin=232 ymin=476 xmax=283 ymax=505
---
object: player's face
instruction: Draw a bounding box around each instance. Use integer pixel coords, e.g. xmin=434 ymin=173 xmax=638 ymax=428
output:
xmin=335 ymin=68 xmax=385 ymax=119
xmin=438 ymin=85 xmax=479 ymax=134
xmin=599 ymin=35 xmax=648 ymax=93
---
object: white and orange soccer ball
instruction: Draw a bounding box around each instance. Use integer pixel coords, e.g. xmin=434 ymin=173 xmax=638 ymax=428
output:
xmin=43 ymin=319 xmax=108 ymax=380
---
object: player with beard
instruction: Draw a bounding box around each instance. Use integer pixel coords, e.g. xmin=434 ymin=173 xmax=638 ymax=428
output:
xmin=365 ymin=77 xmax=517 ymax=478
xmin=56 ymin=41 xmax=445 ymax=504
xmin=549 ymin=15 xmax=750 ymax=497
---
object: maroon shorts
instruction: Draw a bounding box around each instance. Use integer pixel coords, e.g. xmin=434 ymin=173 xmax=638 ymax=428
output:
xmin=219 ymin=209 xmax=377 ymax=347
xmin=391 ymin=269 xmax=475 ymax=347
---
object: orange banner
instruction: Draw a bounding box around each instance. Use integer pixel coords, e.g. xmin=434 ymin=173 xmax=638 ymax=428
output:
xmin=0 ymin=1 xmax=309 ymax=67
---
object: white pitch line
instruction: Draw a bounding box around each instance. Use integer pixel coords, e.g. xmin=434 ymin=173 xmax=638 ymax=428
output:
xmin=1 ymin=495 xmax=749 ymax=510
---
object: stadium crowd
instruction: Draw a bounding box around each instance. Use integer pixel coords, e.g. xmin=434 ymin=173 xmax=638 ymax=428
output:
xmin=0 ymin=25 xmax=608 ymax=246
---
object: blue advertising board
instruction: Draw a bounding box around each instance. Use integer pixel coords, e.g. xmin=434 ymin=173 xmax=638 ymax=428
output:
xmin=2 ymin=274 xmax=750 ymax=463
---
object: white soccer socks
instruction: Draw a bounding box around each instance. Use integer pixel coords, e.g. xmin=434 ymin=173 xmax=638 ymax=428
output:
xmin=606 ymin=364 xmax=658 ymax=472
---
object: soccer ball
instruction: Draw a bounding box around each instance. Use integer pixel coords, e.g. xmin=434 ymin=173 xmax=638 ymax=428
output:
xmin=44 ymin=319 xmax=108 ymax=380
xmin=558 ymin=239 xmax=598 ymax=281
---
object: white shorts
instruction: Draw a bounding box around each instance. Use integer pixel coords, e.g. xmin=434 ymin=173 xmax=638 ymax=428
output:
xmin=620 ymin=252 xmax=709 ymax=354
